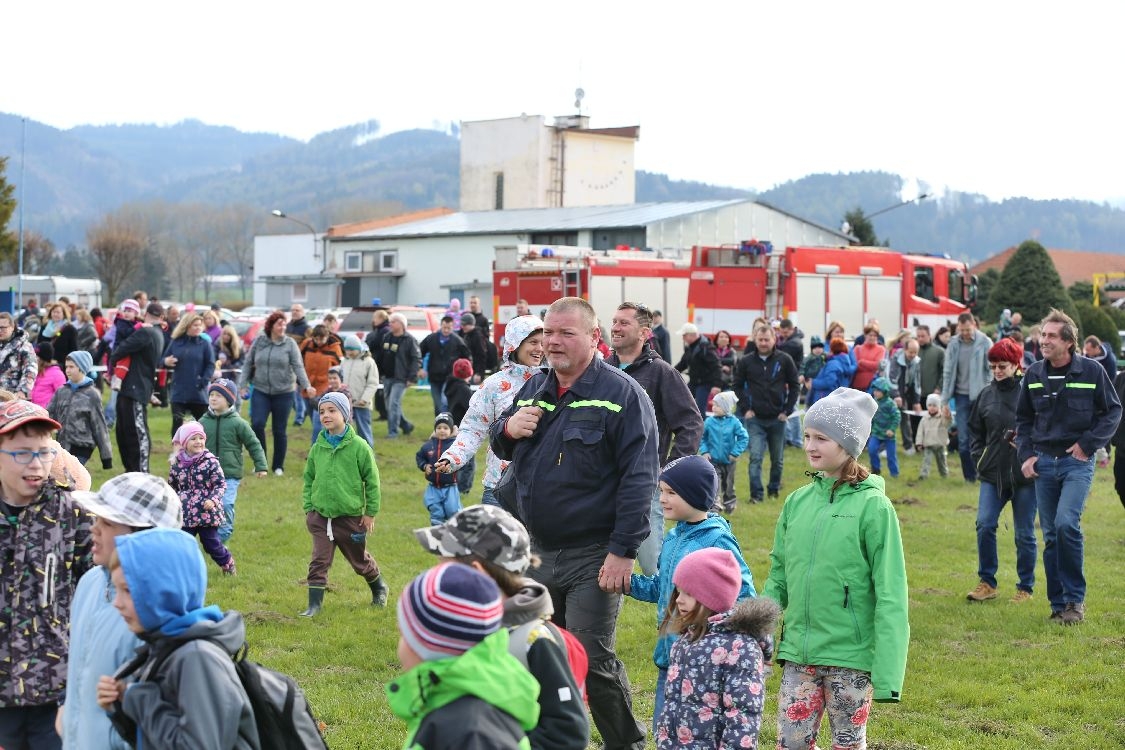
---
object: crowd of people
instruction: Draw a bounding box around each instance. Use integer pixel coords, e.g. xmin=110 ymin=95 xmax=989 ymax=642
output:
xmin=1 ymin=288 xmax=1120 ymax=749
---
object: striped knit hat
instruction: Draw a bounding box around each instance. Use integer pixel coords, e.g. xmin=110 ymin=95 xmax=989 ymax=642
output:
xmin=396 ymin=563 xmax=503 ymax=662
xmin=208 ymin=378 xmax=239 ymax=409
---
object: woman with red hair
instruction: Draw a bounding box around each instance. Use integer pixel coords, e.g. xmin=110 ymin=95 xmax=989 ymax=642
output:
xmin=852 ymin=323 xmax=888 ymax=392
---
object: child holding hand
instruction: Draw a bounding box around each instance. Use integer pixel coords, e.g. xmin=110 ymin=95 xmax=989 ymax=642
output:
xmin=654 ymin=547 xmax=779 ymax=749
xmin=627 ymin=455 xmax=756 ymax=730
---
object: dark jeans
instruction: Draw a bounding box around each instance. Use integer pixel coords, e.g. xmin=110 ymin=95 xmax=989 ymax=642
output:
xmin=428 ymin=379 xmax=448 ymax=415
xmin=251 ymin=389 xmax=294 ymax=472
xmin=530 ymin=541 xmax=645 ymax=750
xmin=456 ymin=455 xmax=476 ymax=495
xmin=976 ymin=480 xmax=1037 ymax=592
xmin=953 ymin=393 xmax=976 ymax=480
xmin=171 ymin=400 xmax=208 ymax=438
xmin=713 ymin=460 xmax=736 ymax=511
xmin=691 ymin=385 xmax=710 ymax=416
xmin=0 ymin=704 xmax=61 ymax=750
xmin=1033 ymin=454 xmax=1094 ymax=609
xmin=70 ymin=444 xmax=94 ymax=465
xmin=746 ymin=415 xmax=786 ymax=499
xmin=1114 ymin=446 xmax=1125 ymax=510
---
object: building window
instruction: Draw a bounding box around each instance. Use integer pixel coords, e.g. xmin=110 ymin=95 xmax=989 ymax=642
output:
xmin=495 ymin=172 xmax=504 ymax=210
xmin=593 ymin=227 xmax=646 ymax=251
xmin=530 ymin=232 xmax=579 ymax=247
xmin=292 ymin=283 xmax=308 ymax=302
xmin=380 ymin=251 xmax=397 ymax=272
xmin=344 ymin=252 xmax=362 ymax=272
xmin=948 ymin=269 xmax=965 ymax=303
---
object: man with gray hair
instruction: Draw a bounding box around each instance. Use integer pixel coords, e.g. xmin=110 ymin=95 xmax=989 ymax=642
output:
xmin=1015 ymin=308 xmax=1120 ymax=625
xmin=379 ymin=312 xmax=420 ymax=439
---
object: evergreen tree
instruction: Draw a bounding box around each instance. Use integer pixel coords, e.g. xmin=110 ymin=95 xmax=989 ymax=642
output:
xmin=843 ymin=208 xmax=879 ymax=246
xmin=0 ymin=157 xmax=17 ymax=271
xmin=973 ymin=267 xmax=1002 ymax=321
xmin=990 ymin=240 xmax=1078 ymax=326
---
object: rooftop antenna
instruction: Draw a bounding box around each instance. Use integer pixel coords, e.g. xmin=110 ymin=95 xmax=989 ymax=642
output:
xmin=574 ymin=87 xmax=585 ymax=115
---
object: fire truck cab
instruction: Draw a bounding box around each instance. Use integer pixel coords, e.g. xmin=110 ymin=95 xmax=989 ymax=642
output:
xmin=688 ymin=243 xmax=976 ymax=349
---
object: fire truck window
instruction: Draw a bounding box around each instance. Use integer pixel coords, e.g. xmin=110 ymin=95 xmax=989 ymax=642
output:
xmin=914 ymin=268 xmax=935 ymax=301
xmin=948 ymin=269 xmax=965 ymax=303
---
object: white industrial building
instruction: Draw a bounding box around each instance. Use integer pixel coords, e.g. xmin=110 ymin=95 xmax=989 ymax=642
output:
xmin=253 ymin=112 xmax=851 ymax=313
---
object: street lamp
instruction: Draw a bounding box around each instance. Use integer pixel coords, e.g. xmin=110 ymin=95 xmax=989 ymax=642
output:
xmin=841 ymin=193 xmax=930 ymax=236
xmin=270 ymin=209 xmax=320 ymax=259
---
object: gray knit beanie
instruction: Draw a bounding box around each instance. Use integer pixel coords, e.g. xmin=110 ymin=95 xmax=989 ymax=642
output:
xmin=802 ymin=387 xmax=877 ymax=458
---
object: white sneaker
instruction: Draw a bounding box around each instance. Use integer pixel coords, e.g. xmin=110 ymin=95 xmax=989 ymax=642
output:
xmin=274 ymin=468 xmax=284 ymax=477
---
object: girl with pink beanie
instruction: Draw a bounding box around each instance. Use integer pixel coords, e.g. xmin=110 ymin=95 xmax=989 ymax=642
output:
xmin=654 ymin=547 xmax=779 ymax=750
xmin=168 ymin=421 xmax=234 ymax=575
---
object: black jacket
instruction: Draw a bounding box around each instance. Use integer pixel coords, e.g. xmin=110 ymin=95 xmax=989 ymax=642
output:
xmin=365 ymin=323 xmax=390 ymax=372
xmin=420 ymin=332 xmax=471 ymax=383
xmin=606 ymin=344 xmax=703 ymax=463
xmin=110 ymin=325 xmax=164 ymax=402
xmin=651 ymin=325 xmax=672 ymax=362
xmin=380 ymin=333 xmax=421 ymax=381
xmin=444 ymin=377 xmax=473 ymax=426
xmin=674 ymin=337 xmax=722 ymax=390
xmin=777 ymin=328 xmax=805 ymax=370
xmin=1015 ymin=353 xmax=1122 ymax=461
xmin=490 ymin=356 xmax=658 ymax=558
xmin=733 ymin=348 xmax=799 ymax=418
xmin=461 ymin=327 xmax=491 ymax=377
xmin=969 ymin=375 xmax=1033 ymax=491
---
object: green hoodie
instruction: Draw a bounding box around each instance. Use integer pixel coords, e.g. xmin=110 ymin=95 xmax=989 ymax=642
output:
xmin=386 ymin=630 xmax=540 ymax=750
xmin=199 ymin=407 xmax=267 ymax=480
xmin=302 ymin=425 xmax=380 ymax=517
xmin=763 ymin=472 xmax=909 ymax=702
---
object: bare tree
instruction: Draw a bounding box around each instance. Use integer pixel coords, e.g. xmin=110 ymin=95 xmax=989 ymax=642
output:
xmin=87 ymin=213 xmax=146 ymax=304
xmin=2 ymin=230 xmax=57 ymax=274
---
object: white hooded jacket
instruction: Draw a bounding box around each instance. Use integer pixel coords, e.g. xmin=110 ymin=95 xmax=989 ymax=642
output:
xmin=439 ymin=315 xmax=543 ymax=488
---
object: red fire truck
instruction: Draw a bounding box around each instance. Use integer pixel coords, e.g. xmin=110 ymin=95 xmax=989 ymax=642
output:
xmin=492 ymin=245 xmax=692 ymax=356
xmin=687 ymin=243 xmax=976 ymax=348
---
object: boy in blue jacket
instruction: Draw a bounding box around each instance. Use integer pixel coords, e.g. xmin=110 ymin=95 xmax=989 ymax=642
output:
xmin=626 ymin=455 xmax=756 ymax=733
xmin=417 ymin=413 xmax=462 ymax=524
xmin=699 ymin=391 xmax=749 ymax=514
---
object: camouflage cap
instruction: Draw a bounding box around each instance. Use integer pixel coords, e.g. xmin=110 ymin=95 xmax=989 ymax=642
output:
xmin=414 ymin=505 xmax=531 ymax=573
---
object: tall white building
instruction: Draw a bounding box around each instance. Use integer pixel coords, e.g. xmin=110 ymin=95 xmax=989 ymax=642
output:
xmin=460 ymin=115 xmax=639 ymax=211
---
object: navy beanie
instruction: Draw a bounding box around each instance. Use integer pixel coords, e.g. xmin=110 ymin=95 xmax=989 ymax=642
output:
xmin=660 ymin=455 xmax=718 ymax=511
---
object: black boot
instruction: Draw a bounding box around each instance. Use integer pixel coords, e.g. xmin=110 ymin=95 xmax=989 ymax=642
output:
xmin=369 ymin=576 xmax=389 ymax=607
xmin=300 ymin=587 xmax=325 ymax=617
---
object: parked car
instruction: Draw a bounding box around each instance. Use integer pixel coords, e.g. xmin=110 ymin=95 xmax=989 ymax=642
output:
xmin=336 ymin=306 xmax=441 ymax=345
xmin=229 ymin=316 xmax=267 ymax=350
xmin=238 ymin=305 xmax=281 ymax=317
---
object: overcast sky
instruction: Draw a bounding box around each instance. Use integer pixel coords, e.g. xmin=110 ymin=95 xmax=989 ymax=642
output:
xmin=7 ymin=1 xmax=1123 ymax=204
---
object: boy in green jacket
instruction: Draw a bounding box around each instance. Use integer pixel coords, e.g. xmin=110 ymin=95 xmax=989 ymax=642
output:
xmin=300 ymin=392 xmax=386 ymax=617
xmin=199 ymin=379 xmax=267 ymax=543
xmin=763 ymin=387 xmax=909 ymax=750
xmin=387 ymin=562 xmax=540 ymax=750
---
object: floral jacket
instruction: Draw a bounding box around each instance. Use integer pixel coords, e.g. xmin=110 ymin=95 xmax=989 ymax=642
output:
xmin=0 ymin=327 xmax=38 ymax=398
xmin=168 ymin=452 xmax=227 ymax=528
xmin=656 ymin=598 xmax=780 ymax=750
xmin=439 ymin=316 xmax=544 ymax=488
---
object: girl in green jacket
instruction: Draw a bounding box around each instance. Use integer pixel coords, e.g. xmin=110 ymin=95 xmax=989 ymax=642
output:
xmin=763 ymin=387 xmax=910 ymax=750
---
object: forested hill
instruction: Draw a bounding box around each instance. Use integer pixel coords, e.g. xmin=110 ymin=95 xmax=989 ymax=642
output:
xmin=1 ymin=113 xmax=1122 ymax=261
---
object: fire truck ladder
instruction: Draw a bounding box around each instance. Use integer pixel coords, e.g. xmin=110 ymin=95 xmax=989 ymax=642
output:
xmin=763 ymin=252 xmax=786 ymax=320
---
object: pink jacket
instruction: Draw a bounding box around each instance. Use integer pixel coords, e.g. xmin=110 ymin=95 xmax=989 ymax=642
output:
xmin=31 ymin=365 xmax=66 ymax=408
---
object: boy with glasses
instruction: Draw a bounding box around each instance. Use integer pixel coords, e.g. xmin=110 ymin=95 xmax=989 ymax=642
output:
xmin=0 ymin=400 xmax=93 ymax=749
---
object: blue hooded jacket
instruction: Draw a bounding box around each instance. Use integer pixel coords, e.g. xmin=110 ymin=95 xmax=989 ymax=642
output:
xmin=117 ymin=528 xmax=223 ymax=636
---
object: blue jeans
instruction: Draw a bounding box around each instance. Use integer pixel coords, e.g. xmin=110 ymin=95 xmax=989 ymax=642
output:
xmin=785 ymin=410 xmax=803 ymax=446
xmin=1033 ymin=453 xmax=1094 ymax=609
xmin=976 ymin=480 xmax=1037 ymax=592
xmin=429 ymin=380 xmax=448 ymax=416
xmin=953 ymin=393 xmax=976 ymax=480
xmin=251 ymin=389 xmax=294 ymax=472
xmin=746 ymin=416 xmax=786 ymax=499
xmin=636 ymin=485 xmax=664 ymax=576
xmin=424 ymin=484 xmax=462 ymax=525
xmin=692 ymin=386 xmax=710 ymax=416
xmin=105 ymin=389 xmax=118 ymax=427
xmin=384 ymin=378 xmax=413 ymax=438
xmin=481 ymin=486 xmax=500 ymax=507
xmin=293 ymin=389 xmax=307 ymax=424
xmin=353 ymin=406 xmax=374 ymax=447
xmin=654 ymin=667 xmax=668 ymax=737
xmin=218 ymin=477 xmax=241 ymax=542
xmin=868 ymin=436 xmax=899 ymax=477
xmin=310 ymin=398 xmax=324 ymax=444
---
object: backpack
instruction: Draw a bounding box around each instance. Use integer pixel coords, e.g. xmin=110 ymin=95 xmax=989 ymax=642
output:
xmin=116 ymin=639 xmax=329 ymax=749
xmin=507 ymin=618 xmax=589 ymax=703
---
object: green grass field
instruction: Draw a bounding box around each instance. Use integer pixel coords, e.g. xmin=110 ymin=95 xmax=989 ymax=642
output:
xmin=88 ymin=391 xmax=1125 ymax=749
